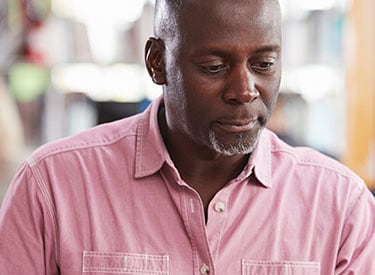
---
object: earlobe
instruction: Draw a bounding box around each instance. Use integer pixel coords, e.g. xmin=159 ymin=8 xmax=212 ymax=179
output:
xmin=145 ymin=37 xmax=167 ymax=85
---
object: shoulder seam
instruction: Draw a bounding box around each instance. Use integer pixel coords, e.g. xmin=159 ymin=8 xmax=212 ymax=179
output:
xmin=271 ymin=147 xmax=363 ymax=187
xmin=28 ymin=163 xmax=60 ymax=265
xmin=343 ymin=186 xmax=366 ymax=225
xmin=27 ymin=131 xmax=136 ymax=166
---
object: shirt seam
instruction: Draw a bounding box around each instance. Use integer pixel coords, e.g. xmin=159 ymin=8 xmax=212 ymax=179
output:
xmin=271 ymin=147 xmax=363 ymax=187
xmin=27 ymin=132 xmax=136 ymax=167
xmin=336 ymin=186 xmax=367 ymax=267
xmin=342 ymin=186 xmax=366 ymax=225
xmin=28 ymin=162 xmax=60 ymax=266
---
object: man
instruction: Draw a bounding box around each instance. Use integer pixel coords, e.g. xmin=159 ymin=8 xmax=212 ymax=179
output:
xmin=1 ymin=0 xmax=375 ymax=274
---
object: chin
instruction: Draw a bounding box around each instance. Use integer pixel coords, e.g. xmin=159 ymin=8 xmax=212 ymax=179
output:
xmin=208 ymin=129 xmax=261 ymax=156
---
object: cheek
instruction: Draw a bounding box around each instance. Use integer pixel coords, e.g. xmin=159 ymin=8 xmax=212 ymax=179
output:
xmin=264 ymin=91 xmax=280 ymax=122
xmin=183 ymin=78 xmax=219 ymax=112
xmin=261 ymin=75 xmax=281 ymax=105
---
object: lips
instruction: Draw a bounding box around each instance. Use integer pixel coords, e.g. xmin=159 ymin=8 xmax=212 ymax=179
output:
xmin=215 ymin=118 xmax=258 ymax=133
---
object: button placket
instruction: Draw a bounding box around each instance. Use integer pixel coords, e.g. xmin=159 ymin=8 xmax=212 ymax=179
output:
xmin=205 ymin=191 xmax=230 ymax=263
xmin=180 ymin=190 xmax=214 ymax=275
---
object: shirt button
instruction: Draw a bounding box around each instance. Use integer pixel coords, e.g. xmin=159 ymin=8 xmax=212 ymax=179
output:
xmin=200 ymin=264 xmax=210 ymax=274
xmin=214 ymin=201 xmax=226 ymax=213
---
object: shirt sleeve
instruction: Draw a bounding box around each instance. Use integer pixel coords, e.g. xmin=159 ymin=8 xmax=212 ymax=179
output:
xmin=0 ymin=162 xmax=59 ymax=274
xmin=335 ymin=185 xmax=375 ymax=274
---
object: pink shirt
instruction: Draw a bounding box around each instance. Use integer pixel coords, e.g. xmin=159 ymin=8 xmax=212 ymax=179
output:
xmin=1 ymin=97 xmax=375 ymax=274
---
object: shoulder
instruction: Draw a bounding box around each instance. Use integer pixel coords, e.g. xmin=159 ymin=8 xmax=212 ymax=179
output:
xmin=266 ymin=131 xmax=368 ymax=203
xmin=266 ymin=129 xmax=362 ymax=180
xmin=263 ymin=129 xmax=373 ymax=224
xmin=27 ymin=113 xmax=143 ymax=166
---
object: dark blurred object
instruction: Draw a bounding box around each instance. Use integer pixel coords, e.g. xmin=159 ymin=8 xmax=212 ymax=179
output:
xmin=96 ymin=101 xmax=140 ymax=124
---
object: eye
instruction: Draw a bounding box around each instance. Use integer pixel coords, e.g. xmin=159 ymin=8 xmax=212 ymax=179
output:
xmin=250 ymin=61 xmax=275 ymax=73
xmin=201 ymin=64 xmax=227 ymax=74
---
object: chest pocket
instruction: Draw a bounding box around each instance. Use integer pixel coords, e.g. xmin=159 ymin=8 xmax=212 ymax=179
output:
xmin=82 ymin=251 xmax=169 ymax=275
xmin=242 ymin=260 xmax=320 ymax=275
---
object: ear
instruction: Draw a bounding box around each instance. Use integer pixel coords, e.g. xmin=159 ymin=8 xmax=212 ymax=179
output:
xmin=145 ymin=37 xmax=166 ymax=85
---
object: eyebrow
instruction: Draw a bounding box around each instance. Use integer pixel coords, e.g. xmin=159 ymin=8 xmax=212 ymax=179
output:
xmin=192 ymin=44 xmax=281 ymax=58
xmin=254 ymin=45 xmax=281 ymax=54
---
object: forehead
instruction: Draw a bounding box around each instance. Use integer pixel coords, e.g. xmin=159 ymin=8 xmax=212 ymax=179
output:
xmin=178 ymin=0 xmax=281 ymax=51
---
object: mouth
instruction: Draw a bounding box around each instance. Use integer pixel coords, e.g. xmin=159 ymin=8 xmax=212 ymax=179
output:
xmin=215 ymin=118 xmax=258 ymax=133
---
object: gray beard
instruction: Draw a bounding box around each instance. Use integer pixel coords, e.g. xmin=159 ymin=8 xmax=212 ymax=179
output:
xmin=166 ymin=87 xmax=261 ymax=156
xmin=207 ymin=129 xmax=261 ymax=156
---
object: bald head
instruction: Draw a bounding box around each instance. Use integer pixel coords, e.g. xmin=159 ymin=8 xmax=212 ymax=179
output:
xmin=153 ymin=0 xmax=281 ymax=44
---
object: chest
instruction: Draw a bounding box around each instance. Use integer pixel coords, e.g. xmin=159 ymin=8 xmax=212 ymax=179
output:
xmin=54 ymin=175 xmax=340 ymax=274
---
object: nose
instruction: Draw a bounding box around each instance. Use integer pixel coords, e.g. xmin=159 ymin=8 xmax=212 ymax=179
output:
xmin=223 ymin=66 xmax=260 ymax=104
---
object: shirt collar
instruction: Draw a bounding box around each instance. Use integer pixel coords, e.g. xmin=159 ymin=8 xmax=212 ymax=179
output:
xmin=135 ymin=96 xmax=170 ymax=178
xmin=135 ymin=96 xmax=273 ymax=188
xmin=247 ymin=129 xmax=273 ymax=188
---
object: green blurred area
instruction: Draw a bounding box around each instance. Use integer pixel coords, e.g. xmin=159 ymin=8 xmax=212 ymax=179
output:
xmin=8 ymin=62 xmax=50 ymax=102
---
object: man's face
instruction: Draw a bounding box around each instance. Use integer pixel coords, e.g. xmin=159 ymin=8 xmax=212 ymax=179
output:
xmin=163 ymin=0 xmax=282 ymax=156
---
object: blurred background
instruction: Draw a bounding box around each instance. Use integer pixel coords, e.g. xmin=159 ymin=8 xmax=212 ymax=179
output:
xmin=0 ymin=0 xmax=374 ymax=202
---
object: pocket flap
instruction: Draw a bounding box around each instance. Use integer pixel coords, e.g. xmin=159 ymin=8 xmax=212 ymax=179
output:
xmin=83 ymin=251 xmax=169 ymax=274
xmin=242 ymin=260 xmax=320 ymax=275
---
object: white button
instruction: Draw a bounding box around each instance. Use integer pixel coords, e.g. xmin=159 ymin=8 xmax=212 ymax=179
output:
xmin=214 ymin=202 xmax=225 ymax=213
xmin=200 ymin=264 xmax=210 ymax=274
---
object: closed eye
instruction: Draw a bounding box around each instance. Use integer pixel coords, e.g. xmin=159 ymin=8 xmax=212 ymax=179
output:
xmin=202 ymin=64 xmax=227 ymax=74
xmin=250 ymin=62 xmax=275 ymax=73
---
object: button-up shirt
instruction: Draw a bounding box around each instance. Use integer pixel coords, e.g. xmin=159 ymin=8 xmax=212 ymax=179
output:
xmin=1 ymin=97 xmax=375 ymax=274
